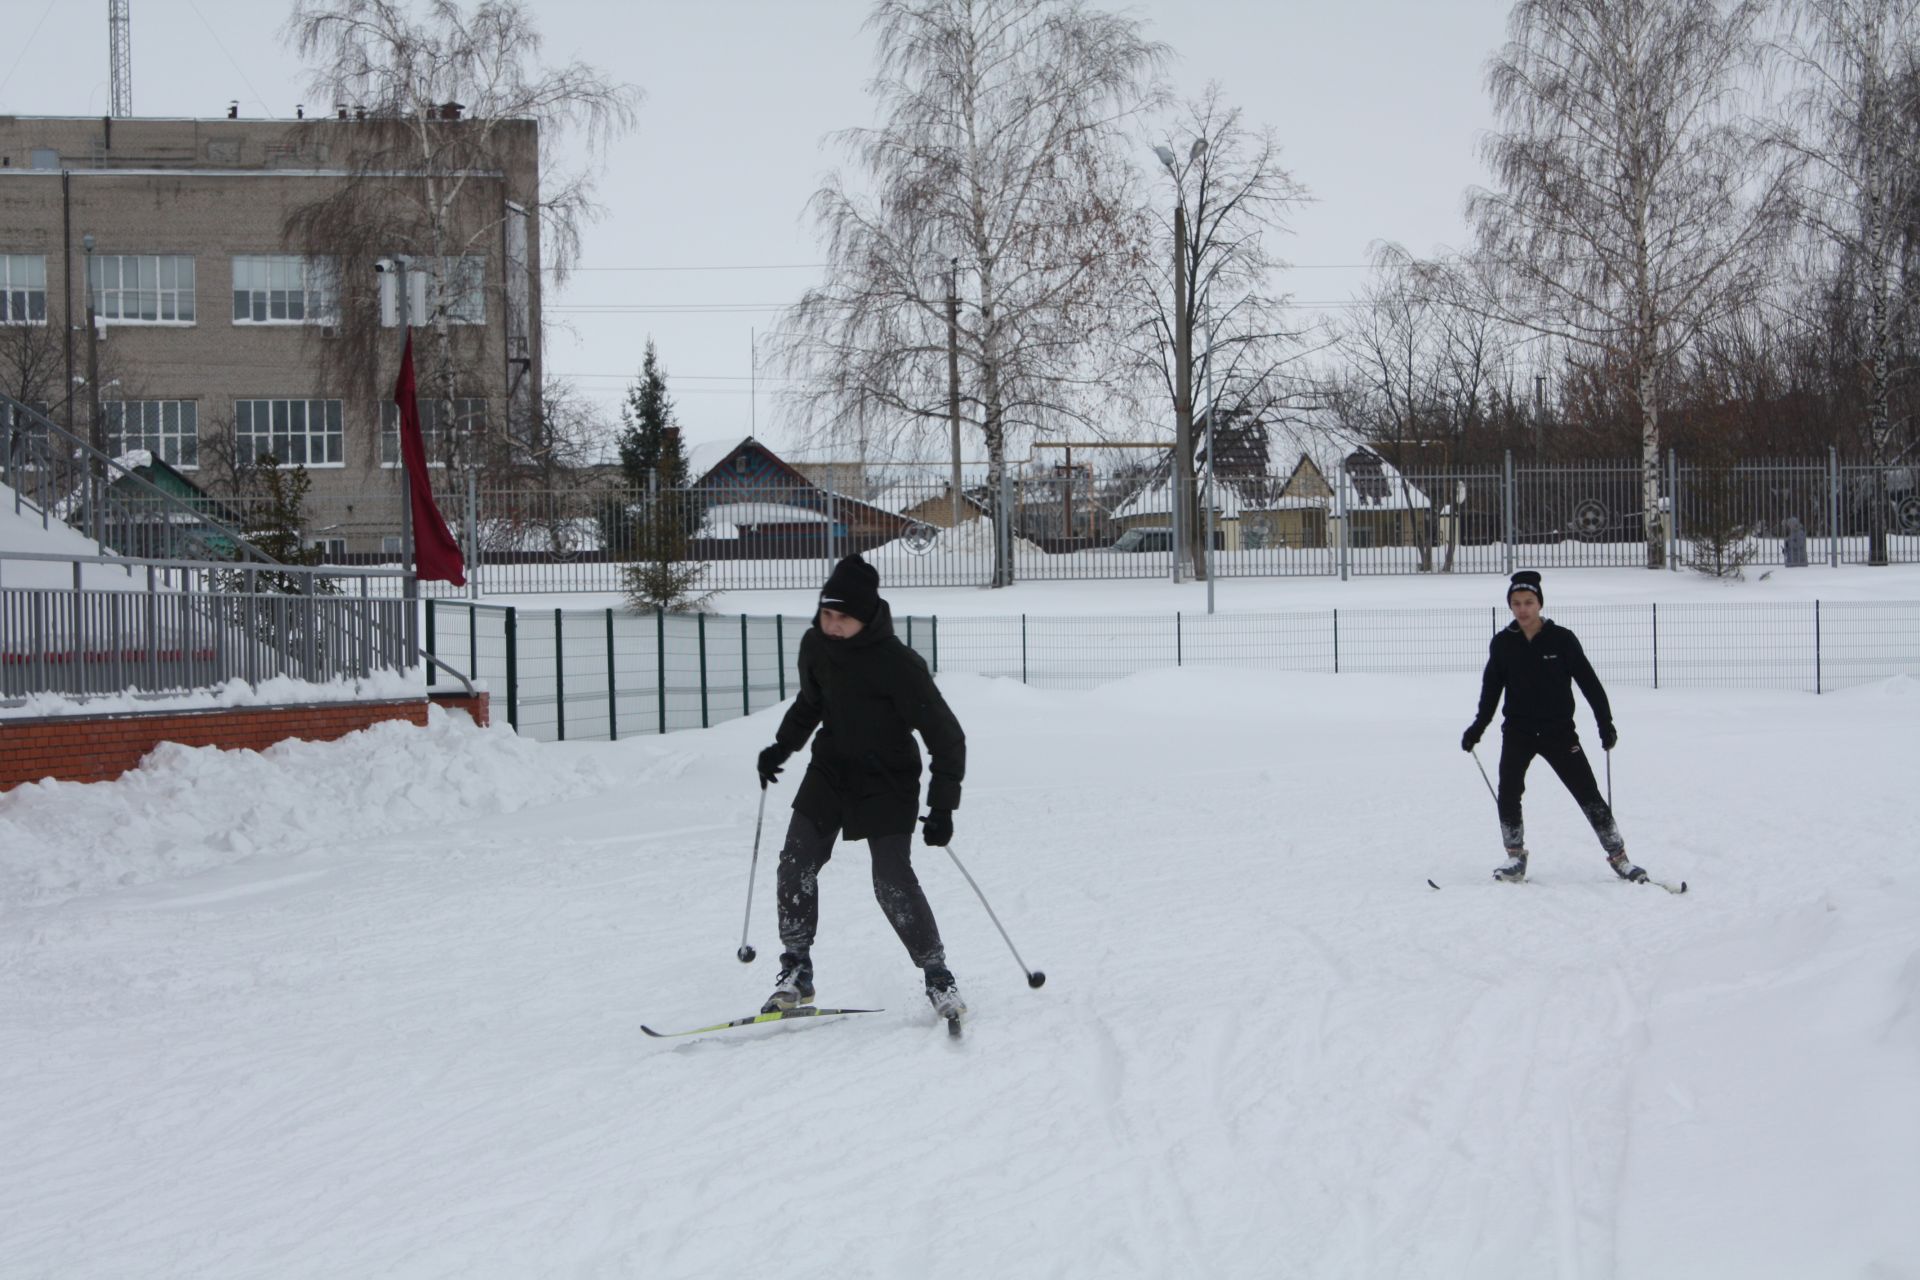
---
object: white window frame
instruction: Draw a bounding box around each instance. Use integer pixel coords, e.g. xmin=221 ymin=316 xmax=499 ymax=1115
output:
xmin=379 ymin=256 xmax=485 ymax=327
xmin=88 ymin=253 xmax=197 ymax=324
xmin=103 ymin=400 xmax=200 ymax=470
xmin=234 ymin=398 xmax=345 ymax=469
xmin=232 ymin=255 xmax=339 ymax=325
xmin=0 ymin=254 xmax=48 ymax=324
xmin=306 ymin=536 xmax=348 ymax=562
xmin=380 ymin=397 xmax=485 ymax=468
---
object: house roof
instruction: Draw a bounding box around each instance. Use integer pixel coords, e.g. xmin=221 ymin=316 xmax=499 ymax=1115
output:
xmin=1109 ymin=411 xmax=1432 ymax=517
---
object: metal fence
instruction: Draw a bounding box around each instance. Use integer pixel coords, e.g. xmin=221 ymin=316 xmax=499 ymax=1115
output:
xmin=376 ymin=452 xmax=1919 ymax=596
xmin=428 ymin=597 xmax=1920 ymax=741
xmin=0 ymin=551 xmax=415 ymax=703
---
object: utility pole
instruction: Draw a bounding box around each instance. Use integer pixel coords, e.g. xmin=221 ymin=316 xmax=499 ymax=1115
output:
xmin=1172 ymin=201 xmax=1192 ymax=584
xmin=394 ymin=259 xmax=418 ymax=636
xmin=82 ymin=233 xmax=102 ymax=547
xmin=947 ymin=259 xmax=963 ymax=531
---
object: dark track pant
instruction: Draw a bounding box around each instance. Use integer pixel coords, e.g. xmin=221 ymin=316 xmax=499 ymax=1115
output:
xmin=776 ymin=812 xmax=946 ymax=968
xmin=1497 ymin=726 xmax=1626 ymax=856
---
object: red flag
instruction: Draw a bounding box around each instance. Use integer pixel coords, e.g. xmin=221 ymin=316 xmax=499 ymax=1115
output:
xmin=393 ymin=333 xmax=468 ymax=586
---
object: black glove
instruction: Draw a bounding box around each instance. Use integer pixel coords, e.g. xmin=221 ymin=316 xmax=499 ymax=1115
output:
xmin=920 ymin=809 xmax=954 ymax=848
xmin=756 ymin=743 xmax=791 ymax=789
xmin=1461 ymin=722 xmax=1486 ymax=753
xmin=1598 ymin=723 xmax=1618 ymax=751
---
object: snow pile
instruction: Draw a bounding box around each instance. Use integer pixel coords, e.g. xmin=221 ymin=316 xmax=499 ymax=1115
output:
xmin=0 ymin=670 xmax=436 ymax=720
xmin=0 ymin=668 xmax=1916 ymax=1276
xmin=0 ymin=706 xmax=622 ymax=905
xmin=0 ymin=477 xmax=143 ymax=590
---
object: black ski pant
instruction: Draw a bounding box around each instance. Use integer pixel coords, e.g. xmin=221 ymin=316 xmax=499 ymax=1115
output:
xmin=1496 ymin=724 xmax=1626 ymax=857
xmin=776 ymin=811 xmax=946 ymax=968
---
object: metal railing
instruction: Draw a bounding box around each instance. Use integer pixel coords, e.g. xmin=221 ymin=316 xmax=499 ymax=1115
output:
xmin=369 ymin=452 xmax=1920 ymax=595
xmin=2 ymin=393 xmax=281 ymax=567
xmin=1 ymin=550 xmax=414 ymax=703
xmin=428 ymin=597 xmax=1920 ymax=741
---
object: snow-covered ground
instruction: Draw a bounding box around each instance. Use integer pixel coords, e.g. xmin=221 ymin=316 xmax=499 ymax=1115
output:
xmin=3 ymin=661 xmax=1916 ymax=1277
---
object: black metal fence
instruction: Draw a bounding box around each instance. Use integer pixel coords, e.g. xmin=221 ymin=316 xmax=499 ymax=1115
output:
xmin=428 ymin=597 xmax=1920 ymax=741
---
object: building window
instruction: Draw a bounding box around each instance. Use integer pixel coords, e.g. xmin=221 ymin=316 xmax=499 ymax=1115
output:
xmin=0 ymin=255 xmax=48 ymax=323
xmin=104 ymin=400 xmax=199 ymax=468
xmin=89 ymin=254 xmax=197 ymax=323
xmin=232 ymin=255 xmax=338 ymax=324
xmin=306 ymin=536 xmax=348 ymax=562
xmin=379 ymin=256 xmax=485 ymax=326
xmin=380 ymin=397 xmax=485 ymax=466
xmin=235 ymin=398 xmax=344 ymax=467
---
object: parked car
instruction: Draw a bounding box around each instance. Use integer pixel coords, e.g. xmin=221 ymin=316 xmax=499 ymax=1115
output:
xmin=1107 ymin=526 xmax=1173 ymax=553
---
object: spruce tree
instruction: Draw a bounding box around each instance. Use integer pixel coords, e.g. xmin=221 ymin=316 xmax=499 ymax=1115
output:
xmin=613 ymin=339 xmax=708 ymax=610
xmin=617 ymin=339 xmax=688 ymax=490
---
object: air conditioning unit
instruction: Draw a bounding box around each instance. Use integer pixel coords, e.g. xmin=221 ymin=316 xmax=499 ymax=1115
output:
xmin=320 ymin=324 xmax=338 ymax=340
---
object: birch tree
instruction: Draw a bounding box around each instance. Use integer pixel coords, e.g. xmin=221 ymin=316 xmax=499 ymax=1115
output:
xmin=776 ymin=0 xmax=1166 ymax=585
xmin=283 ymin=0 xmax=638 ymax=471
xmin=1467 ymin=0 xmax=1791 ymax=567
xmin=1774 ymin=0 xmax=1920 ymax=563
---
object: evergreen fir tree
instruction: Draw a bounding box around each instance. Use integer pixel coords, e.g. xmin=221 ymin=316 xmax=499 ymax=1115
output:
xmin=617 ymin=339 xmax=688 ymax=490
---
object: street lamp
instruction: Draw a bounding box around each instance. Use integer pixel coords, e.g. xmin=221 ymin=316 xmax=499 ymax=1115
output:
xmin=1156 ymin=138 xmax=1207 ymax=585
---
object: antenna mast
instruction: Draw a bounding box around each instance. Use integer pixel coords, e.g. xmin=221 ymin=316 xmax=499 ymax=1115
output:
xmin=109 ymin=0 xmax=133 ymax=118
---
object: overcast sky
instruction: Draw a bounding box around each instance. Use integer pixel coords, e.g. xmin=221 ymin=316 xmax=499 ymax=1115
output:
xmin=1 ymin=0 xmax=1513 ymax=458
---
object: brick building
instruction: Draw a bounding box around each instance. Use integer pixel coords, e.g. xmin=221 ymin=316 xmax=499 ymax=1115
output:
xmin=0 ymin=112 xmax=541 ymax=556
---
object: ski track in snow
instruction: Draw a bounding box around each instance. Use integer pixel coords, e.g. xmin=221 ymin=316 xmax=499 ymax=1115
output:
xmin=2 ymin=671 xmax=1918 ymax=1277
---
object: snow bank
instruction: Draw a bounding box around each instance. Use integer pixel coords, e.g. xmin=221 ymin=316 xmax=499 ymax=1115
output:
xmin=0 ymin=670 xmax=436 ymax=720
xmin=0 ymin=706 xmax=622 ymax=905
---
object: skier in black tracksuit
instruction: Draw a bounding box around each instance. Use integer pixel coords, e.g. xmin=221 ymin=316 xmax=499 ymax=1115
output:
xmin=1461 ymin=570 xmax=1647 ymax=884
xmin=753 ymin=554 xmax=968 ymax=1019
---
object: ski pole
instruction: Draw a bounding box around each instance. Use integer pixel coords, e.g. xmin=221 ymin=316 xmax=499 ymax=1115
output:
xmin=1605 ymin=748 xmax=1612 ymax=810
xmin=1469 ymin=745 xmax=1498 ymax=804
xmin=944 ymin=844 xmax=1046 ymax=989
xmin=736 ymin=786 xmax=768 ymax=964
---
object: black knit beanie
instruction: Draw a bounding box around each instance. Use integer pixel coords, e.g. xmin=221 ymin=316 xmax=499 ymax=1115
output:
xmin=1507 ymin=570 xmax=1544 ymax=605
xmin=820 ymin=553 xmax=881 ymax=624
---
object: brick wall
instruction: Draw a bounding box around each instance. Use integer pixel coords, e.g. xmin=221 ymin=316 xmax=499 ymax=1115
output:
xmin=0 ymin=691 xmax=490 ymax=791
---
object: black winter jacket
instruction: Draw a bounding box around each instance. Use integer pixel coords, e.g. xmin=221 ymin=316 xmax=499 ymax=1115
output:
xmin=1471 ymin=618 xmax=1614 ymax=736
xmin=773 ymin=601 xmax=966 ymax=840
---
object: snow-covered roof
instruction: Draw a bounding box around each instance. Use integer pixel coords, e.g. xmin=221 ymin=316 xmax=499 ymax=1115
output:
xmin=684 ymin=437 xmax=752 ymax=485
xmin=696 ymin=501 xmax=830 ymax=539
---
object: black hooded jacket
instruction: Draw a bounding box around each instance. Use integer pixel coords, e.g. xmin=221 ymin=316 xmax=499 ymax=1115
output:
xmin=1471 ymin=618 xmax=1614 ymax=736
xmin=773 ymin=600 xmax=966 ymax=840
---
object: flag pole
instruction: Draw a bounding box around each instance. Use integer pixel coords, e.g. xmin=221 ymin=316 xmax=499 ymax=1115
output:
xmin=397 ymin=261 xmax=419 ymax=666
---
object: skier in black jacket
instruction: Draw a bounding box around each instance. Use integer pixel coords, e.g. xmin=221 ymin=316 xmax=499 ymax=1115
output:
xmin=753 ymin=554 xmax=968 ymax=1020
xmin=1461 ymin=570 xmax=1646 ymax=884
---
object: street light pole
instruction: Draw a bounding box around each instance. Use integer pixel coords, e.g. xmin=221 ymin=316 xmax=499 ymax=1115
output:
xmin=1157 ymin=139 xmax=1207 ymax=586
xmin=947 ymin=258 xmax=963 ymax=531
xmin=1203 ymin=280 xmax=1218 ymax=615
xmin=81 ymin=234 xmax=103 ymax=548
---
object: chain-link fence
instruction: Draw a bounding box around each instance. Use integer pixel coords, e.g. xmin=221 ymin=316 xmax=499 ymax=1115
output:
xmin=429 ymin=597 xmax=1920 ymax=741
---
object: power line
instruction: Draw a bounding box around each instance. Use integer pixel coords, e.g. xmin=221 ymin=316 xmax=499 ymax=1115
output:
xmin=0 ymin=0 xmax=61 ymax=101
xmin=550 ymin=260 xmax=1381 ymax=274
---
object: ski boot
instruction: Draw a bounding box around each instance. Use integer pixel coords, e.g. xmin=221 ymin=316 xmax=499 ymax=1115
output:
xmin=760 ymin=950 xmax=815 ymax=1014
xmin=924 ymin=965 xmax=967 ymax=1021
xmin=1608 ymin=851 xmax=1649 ymax=883
xmin=1492 ymin=849 xmax=1528 ymax=883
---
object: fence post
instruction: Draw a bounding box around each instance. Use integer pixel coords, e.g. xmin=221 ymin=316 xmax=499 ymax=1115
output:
xmin=656 ymin=606 xmax=666 ymax=735
xmin=1502 ymin=450 xmax=1515 ymax=576
xmin=468 ymin=605 xmax=476 ymax=683
xmin=1021 ymin=613 xmax=1028 ymax=684
xmin=1814 ymin=600 xmax=1822 ymax=695
xmin=698 ymin=611 xmax=710 ymax=728
xmin=1668 ymin=448 xmax=1681 ymax=572
xmin=741 ymin=613 xmax=750 ymax=717
xmin=504 ymin=606 xmax=519 ymax=731
xmin=1333 ymin=608 xmax=1340 ymax=674
xmin=606 ymin=608 xmax=618 ymax=741
xmin=931 ymin=615 xmax=939 ymax=673
xmin=776 ymin=614 xmax=786 ymax=700
xmin=554 ymin=608 xmax=566 ymax=742
xmin=1338 ymin=460 xmax=1351 ymax=582
xmin=1652 ymin=603 xmax=1659 ymax=689
xmin=1176 ymin=611 xmax=1183 ymax=666
xmin=425 ymin=601 xmax=437 ymax=687
xmin=1828 ymin=446 xmax=1840 ymax=568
